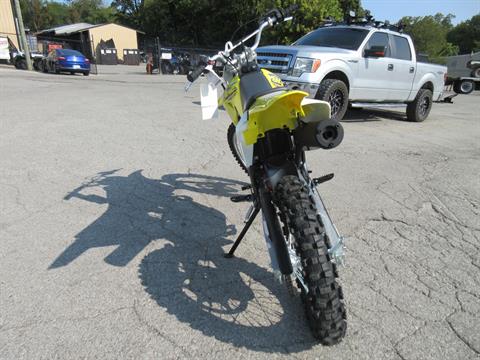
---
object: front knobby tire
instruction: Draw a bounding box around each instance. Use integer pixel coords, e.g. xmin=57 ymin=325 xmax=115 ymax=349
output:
xmin=227 ymin=123 xmax=248 ymax=174
xmin=274 ymin=175 xmax=347 ymax=345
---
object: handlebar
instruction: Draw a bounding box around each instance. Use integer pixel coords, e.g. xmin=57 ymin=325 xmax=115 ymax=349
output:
xmin=187 ymin=62 xmax=207 ymax=82
xmin=185 ymin=5 xmax=298 ymax=86
xmin=263 ymin=4 xmax=298 ymax=24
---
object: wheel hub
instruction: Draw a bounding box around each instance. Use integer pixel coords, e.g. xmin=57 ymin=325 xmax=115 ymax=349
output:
xmin=419 ymin=96 xmax=430 ymax=116
xmin=328 ymin=89 xmax=344 ymax=116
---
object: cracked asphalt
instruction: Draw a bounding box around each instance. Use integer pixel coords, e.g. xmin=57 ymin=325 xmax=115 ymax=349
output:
xmin=1 ymin=65 xmax=479 ymax=359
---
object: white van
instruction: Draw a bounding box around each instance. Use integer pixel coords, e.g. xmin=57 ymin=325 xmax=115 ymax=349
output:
xmin=0 ymin=36 xmax=11 ymax=62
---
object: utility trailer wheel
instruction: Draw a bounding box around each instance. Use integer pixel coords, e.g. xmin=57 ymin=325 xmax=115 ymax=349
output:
xmin=453 ymin=79 xmax=474 ymax=95
xmin=471 ymin=68 xmax=480 ymax=78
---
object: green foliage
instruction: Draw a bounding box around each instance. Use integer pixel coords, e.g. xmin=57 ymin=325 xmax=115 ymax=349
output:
xmin=257 ymin=0 xmax=343 ymax=45
xmin=447 ymin=14 xmax=480 ymax=54
xmin=19 ymin=0 xmax=115 ymax=31
xmin=111 ymin=0 xmax=145 ymax=29
xmin=68 ymin=0 xmax=116 ymax=24
xmin=401 ymin=13 xmax=459 ymax=60
xmin=138 ymin=0 xmax=345 ymax=47
xmin=338 ymin=0 xmax=364 ymax=18
xmin=21 ymin=0 xmax=476 ymax=58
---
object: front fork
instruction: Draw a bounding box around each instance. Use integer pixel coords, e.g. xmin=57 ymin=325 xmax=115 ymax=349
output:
xmin=299 ymin=164 xmax=346 ymax=265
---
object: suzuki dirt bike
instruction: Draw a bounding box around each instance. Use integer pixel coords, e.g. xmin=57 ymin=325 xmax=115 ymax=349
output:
xmin=185 ymin=6 xmax=347 ymax=345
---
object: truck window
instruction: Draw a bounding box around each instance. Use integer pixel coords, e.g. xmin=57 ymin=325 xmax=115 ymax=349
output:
xmin=294 ymin=27 xmax=369 ymax=51
xmin=363 ymin=32 xmax=390 ymax=57
xmin=392 ymin=35 xmax=412 ymax=61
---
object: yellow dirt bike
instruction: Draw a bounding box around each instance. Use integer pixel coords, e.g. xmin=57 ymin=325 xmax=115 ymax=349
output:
xmin=185 ymin=6 xmax=347 ymax=345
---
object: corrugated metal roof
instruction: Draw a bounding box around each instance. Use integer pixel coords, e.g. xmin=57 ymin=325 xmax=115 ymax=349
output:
xmin=37 ymin=23 xmax=96 ymax=35
xmin=37 ymin=23 xmax=145 ymax=35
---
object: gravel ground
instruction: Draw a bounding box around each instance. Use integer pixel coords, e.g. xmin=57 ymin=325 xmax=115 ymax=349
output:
xmin=0 ymin=65 xmax=479 ymax=359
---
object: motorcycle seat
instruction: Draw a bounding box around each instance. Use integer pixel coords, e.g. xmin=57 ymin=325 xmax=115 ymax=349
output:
xmin=240 ymin=70 xmax=287 ymax=111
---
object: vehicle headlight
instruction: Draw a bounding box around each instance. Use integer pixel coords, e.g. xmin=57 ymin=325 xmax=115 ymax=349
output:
xmin=291 ymin=57 xmax=321 ymax=77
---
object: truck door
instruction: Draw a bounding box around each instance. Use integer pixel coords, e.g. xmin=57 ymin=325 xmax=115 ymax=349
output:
xmin=354 ymin=32 xmax=392 ymax=101
xmin=388 ymin=35 xmax=416 ymax=101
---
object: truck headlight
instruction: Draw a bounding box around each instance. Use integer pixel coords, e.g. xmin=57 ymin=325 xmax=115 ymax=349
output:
xmin=291 ymin=58 xmax=321 ymax=77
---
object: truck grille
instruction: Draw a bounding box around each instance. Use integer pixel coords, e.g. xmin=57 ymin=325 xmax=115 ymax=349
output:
xmin=257 ymin=52 xmax=293 ymax=74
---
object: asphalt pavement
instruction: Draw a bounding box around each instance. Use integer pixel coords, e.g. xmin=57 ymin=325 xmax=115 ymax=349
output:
xmin=0 ymin=65 xmax=479 ymax=359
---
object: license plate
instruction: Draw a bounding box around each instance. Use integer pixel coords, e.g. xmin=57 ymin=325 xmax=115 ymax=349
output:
xmin=72 ymin=65 xmax=80 ymax=69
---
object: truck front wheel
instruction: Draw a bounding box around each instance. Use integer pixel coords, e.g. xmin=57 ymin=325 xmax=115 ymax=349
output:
xmin=407 ymin=89 xmax=433 ymax=122
xmin=316 ymin=79 xmax=349 ymax=121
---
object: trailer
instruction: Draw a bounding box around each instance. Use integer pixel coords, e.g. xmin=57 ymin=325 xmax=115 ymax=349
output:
xmin=445 ymin=52 xmax=480 ymax=95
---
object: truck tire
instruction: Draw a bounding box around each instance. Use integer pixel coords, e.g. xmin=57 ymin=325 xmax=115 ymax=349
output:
xmin=316 ymin=79 xmax=349 ymax=121
xmin=407 ymin=89 xmax=433 ymax=122
xmin=453 ymin=79 xmax=474 ymax=95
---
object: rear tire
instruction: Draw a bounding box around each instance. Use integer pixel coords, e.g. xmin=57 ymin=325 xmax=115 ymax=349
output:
xmin=274 ymin=175 xmax=347 ymax=345
xmin=316 ymin=79 xmax=349 ymax=121
xmin=83 ymin=72 xmax=89 ymax=76
xmin=227 ymin=123 xmax=248 ymax=174
xmin=407 ymin=88 xmax=433 ymax=122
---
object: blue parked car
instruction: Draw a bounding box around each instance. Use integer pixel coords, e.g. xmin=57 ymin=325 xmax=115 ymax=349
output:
xmin=44 ymin=49 xmax=90 ymax=76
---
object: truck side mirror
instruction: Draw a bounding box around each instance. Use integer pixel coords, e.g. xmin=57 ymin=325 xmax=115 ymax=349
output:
xmin=364 ymin=46 xmax=386 ymax=58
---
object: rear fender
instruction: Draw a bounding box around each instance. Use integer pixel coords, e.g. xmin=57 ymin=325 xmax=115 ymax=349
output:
xmin=243 ymin=90 xmax=308 ymax=145
xmin=300 ymin=98 xmax=331 ymax=123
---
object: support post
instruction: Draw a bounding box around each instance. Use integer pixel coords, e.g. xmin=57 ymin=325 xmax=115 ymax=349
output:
xmin=12 ymin=0 xmax=32 ymax=70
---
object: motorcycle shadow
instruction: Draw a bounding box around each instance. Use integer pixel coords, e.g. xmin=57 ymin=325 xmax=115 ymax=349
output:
xmin=55 ymin=170 xmax=314 ymax=352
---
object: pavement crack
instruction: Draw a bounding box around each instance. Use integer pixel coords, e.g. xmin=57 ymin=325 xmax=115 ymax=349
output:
xmin=132 ymin=299 xmax=194 ymax=357
xmin=446 ymin=313 xmax=480 ymax=355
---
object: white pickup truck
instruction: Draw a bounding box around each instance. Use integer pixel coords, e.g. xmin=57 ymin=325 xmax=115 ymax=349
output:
xmin=257 ymin=24 xmax=447 ymax=122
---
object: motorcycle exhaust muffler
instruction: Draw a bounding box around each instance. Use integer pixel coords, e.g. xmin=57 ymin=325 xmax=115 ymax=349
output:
xmin=294 ymin=119 xmax=344 ymax=150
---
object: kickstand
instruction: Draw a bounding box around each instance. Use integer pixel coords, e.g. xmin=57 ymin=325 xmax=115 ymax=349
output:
xmin=224 ymin=205 xmax=260 ymax=258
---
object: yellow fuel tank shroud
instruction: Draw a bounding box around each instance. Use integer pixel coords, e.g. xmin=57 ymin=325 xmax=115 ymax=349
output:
xmin=219 ymin=69 xmax=286 ymax=126
xmin=243 ymin=90 xmax=309 ymax=145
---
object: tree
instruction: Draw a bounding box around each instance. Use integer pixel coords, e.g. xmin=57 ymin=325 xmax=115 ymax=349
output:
xmin=338 ymin=0 xmax=364 ymax=18
xmin=139 ymin=0 xmax=344 ymax=47
xmin=68 ymin=0 xmax=116 ymax=24
xmin=401 ymin=13 xmax=459 ymax=61
xmin=111 ymin=0 xmax=145 ymax=30
xmin=447 ymin=14 xmax=480 ymax=54
xmin=257 ymin=0 xmax=343 ymax=45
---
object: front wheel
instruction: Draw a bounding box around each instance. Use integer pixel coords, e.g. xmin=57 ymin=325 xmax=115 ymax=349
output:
xmin=274 ymin=175 xmax=347 ymax=345
xmin=227 ymin=123 xmax=248 ymax=174
xmin=316 ymin=79 xmax=349 ymax=121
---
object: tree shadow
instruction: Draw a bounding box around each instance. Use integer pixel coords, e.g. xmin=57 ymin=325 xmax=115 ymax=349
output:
xmin=53 ymin=170 xmax=314 ymax=352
